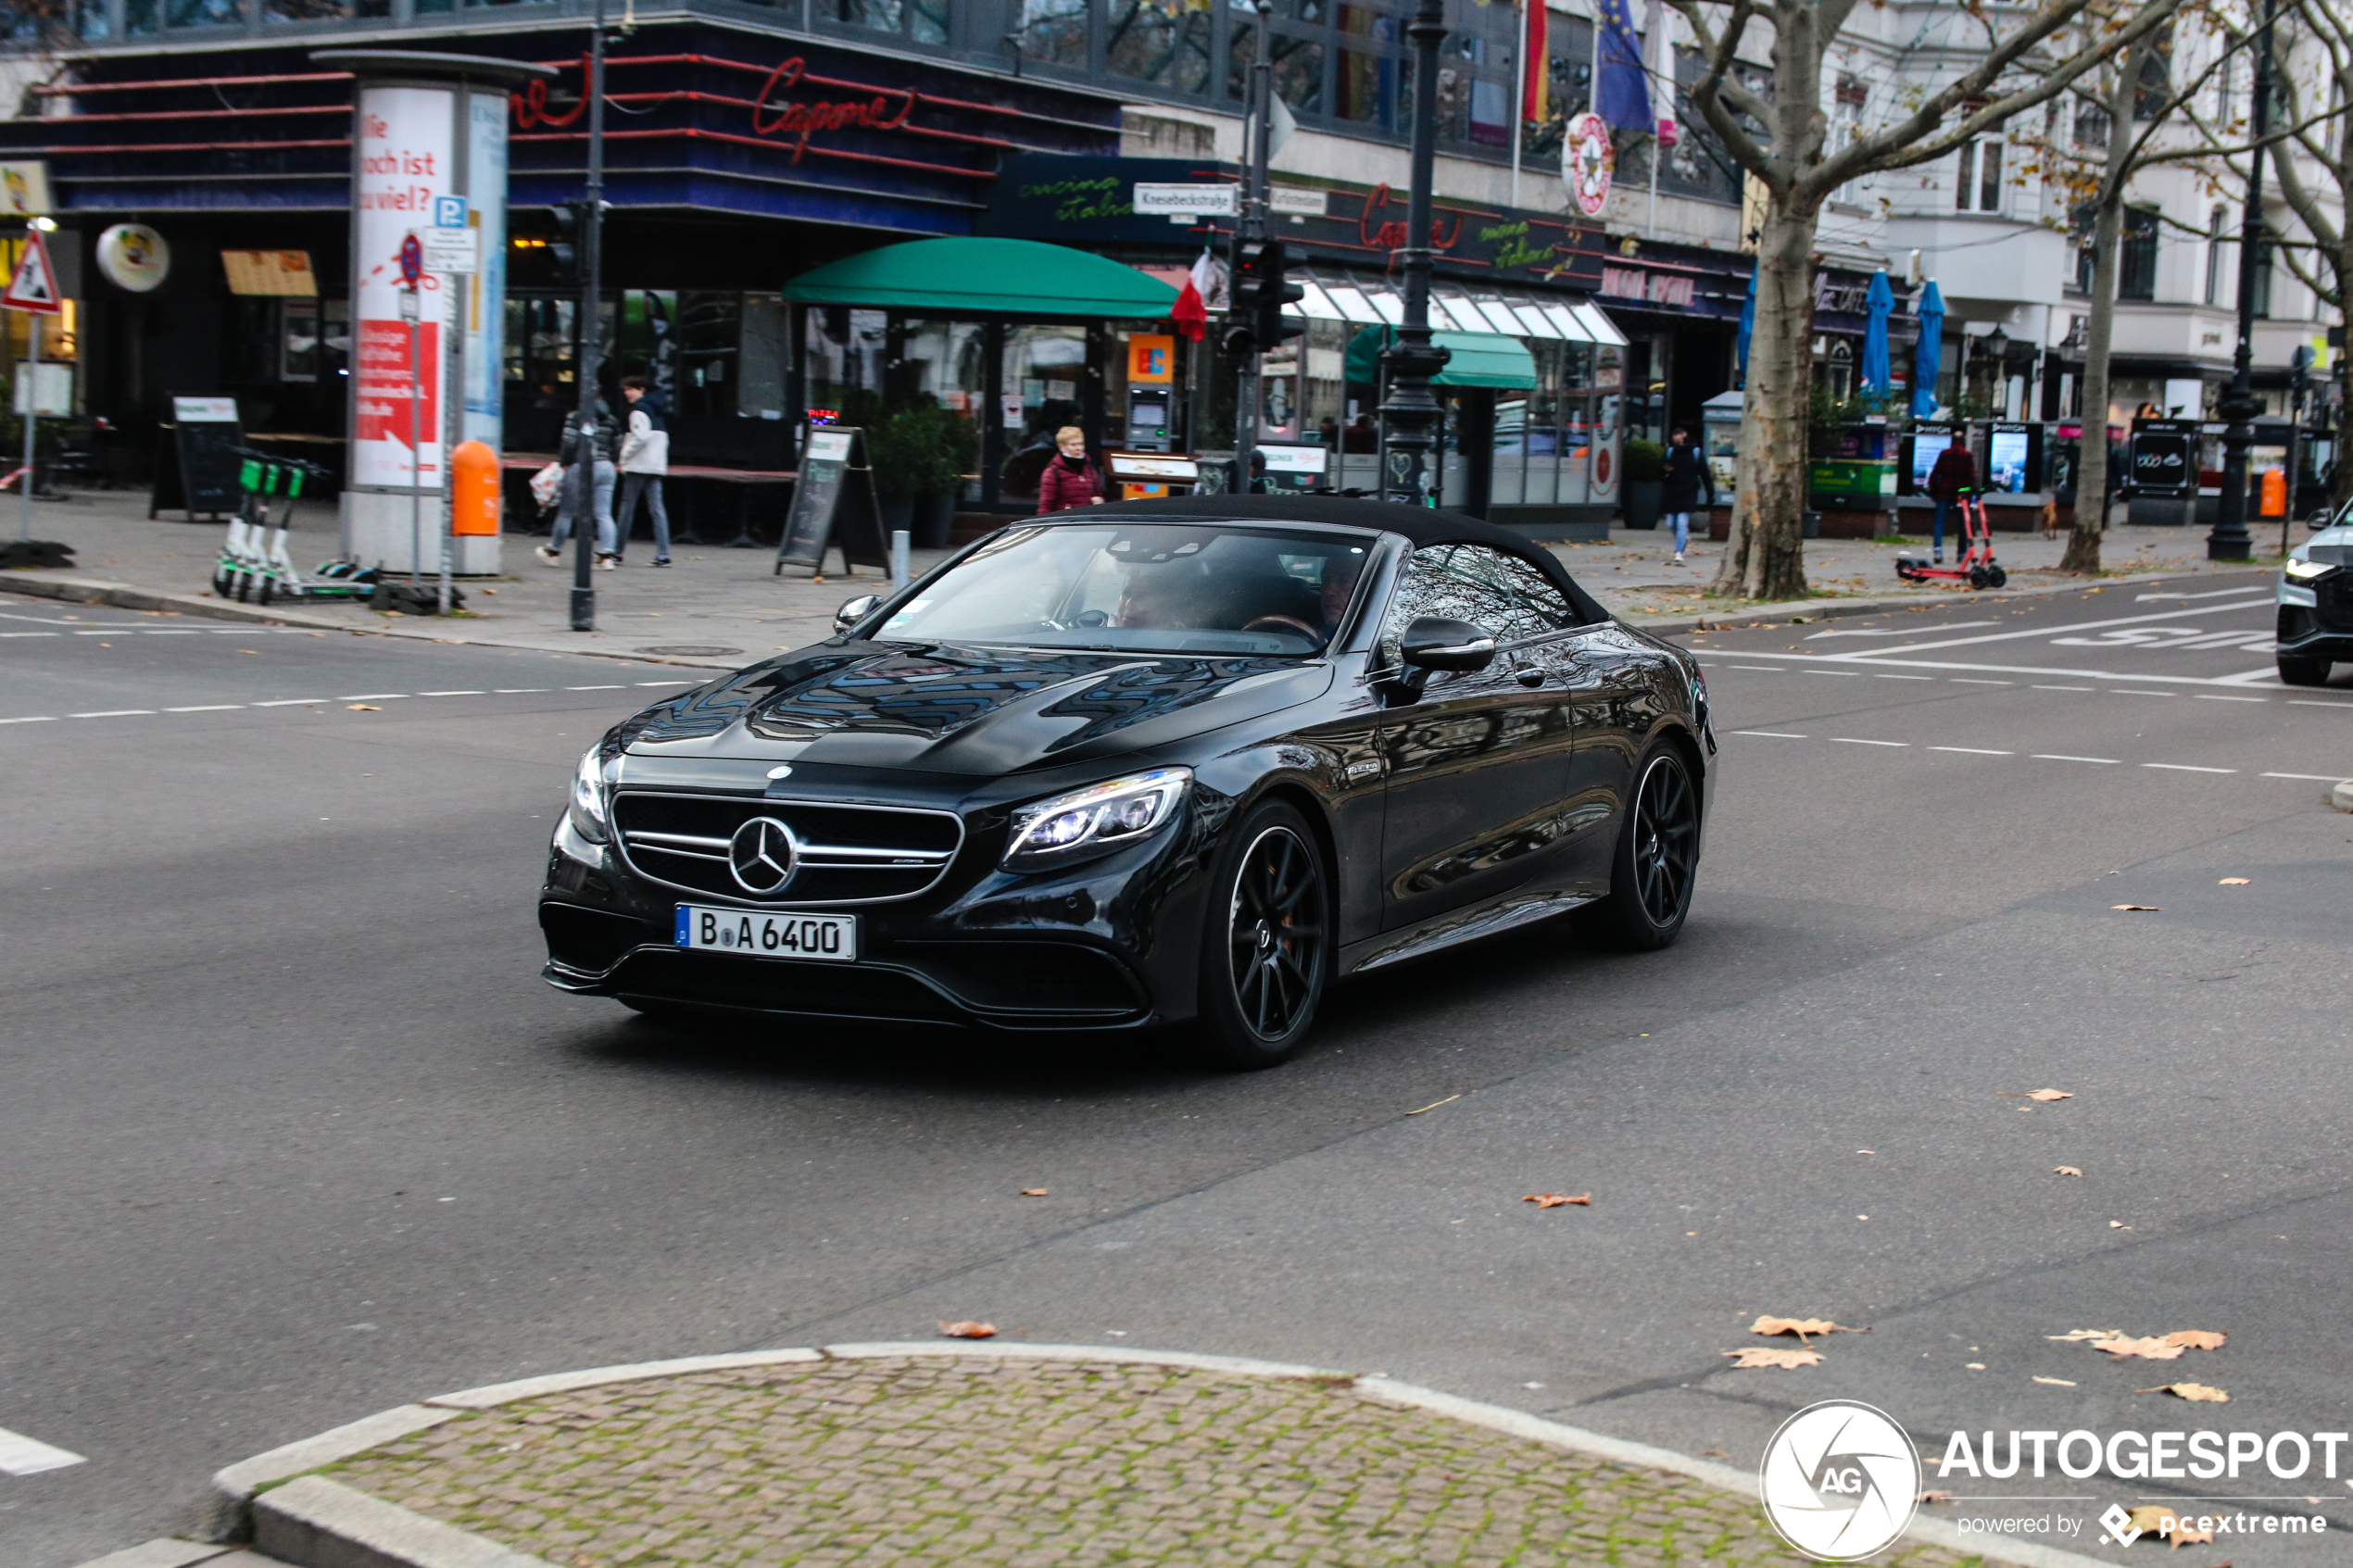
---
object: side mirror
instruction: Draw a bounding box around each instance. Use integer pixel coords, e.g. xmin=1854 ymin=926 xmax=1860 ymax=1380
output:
xmin=2309 ymin=509 xmax=2337 ymax=533
xmin=833 ymin=594 xmax=881 ymax=635
xmin=1399 ymin=616 xmax=1498 ymax=672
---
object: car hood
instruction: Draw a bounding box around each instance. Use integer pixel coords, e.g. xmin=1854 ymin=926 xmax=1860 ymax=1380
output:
xmin=618 ymin=643 xmax=1334 ymax=773
xmin=2297 ymin=523 xmax=2353 ymax=561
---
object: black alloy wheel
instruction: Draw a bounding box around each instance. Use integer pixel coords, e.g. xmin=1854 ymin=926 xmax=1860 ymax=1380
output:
xmin=1578 ymin=743 xmax=1701 ymax=951
xmin=1197 ymin=801 xmax=1329 ymax=1069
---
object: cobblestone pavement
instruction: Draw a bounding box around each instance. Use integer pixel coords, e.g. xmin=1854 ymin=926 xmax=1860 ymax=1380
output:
xmin=322 ymin=1356 xmax=1981 ymax=1567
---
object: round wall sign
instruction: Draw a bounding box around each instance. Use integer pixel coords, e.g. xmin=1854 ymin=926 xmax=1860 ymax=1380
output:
xmin=95 ymin=223 xmax=170 ymax=293
xmin=1565 ymin=113 xmax=1616 ymax=217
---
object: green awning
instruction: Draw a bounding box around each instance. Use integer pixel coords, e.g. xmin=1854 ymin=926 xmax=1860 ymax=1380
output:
xmin=1342 ymin=326 xmax=1538 ymax=389
xmin=780 ymin=237 xmax=1179 ymax=319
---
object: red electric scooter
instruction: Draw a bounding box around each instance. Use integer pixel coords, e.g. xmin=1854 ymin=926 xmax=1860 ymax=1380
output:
xmin=1895 ymin=484 xmax=2008 ymax=589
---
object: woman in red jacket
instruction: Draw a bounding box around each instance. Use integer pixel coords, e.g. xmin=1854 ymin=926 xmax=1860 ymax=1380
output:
xmin=1037 ymin=426 xmax=1105 ymax=513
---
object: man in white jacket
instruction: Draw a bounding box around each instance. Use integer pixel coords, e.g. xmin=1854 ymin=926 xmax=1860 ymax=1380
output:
xmin=615 ymin=375 xmax=672 ymax=566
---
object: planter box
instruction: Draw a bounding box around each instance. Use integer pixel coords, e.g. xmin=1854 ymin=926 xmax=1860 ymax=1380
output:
xmin=1621 ymin=480 xmax=1664 ymax=530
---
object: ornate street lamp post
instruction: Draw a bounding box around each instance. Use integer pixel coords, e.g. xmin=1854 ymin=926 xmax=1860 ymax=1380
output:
xmin=2209 ymin=0 xmax=2275 ymax=561
xmin=1377 ymin=0 xmax=1451 ymax=502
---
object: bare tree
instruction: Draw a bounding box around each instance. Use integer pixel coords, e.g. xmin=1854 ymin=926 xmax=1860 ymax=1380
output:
xmin=1672 ymin=0 xmax=2183 ymax=598
xmin=2255 ymin=0 xmax=2353 ymax=509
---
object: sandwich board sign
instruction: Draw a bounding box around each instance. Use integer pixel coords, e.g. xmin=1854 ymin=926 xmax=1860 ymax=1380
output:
xmin=774 ymin=423 xmax=888 ymax=577
xmin=2 ymin=229 xmax=62 ymax=315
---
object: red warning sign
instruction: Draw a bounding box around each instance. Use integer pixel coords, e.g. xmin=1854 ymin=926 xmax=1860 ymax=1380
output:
xmin=3 ymin=229 xmax=63 ymax=314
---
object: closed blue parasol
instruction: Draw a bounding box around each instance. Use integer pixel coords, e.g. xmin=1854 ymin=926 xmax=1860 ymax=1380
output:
xmin=1861 ymin=272 xmax=1894 ymax=395
xmin=1735 ymin=262 xmax=1757 ymax=377
xmin=1910 ymin=280 xmax=1945 ymax=418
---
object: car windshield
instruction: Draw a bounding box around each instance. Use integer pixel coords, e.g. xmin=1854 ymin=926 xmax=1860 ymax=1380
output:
xmin=871 ymin=523 xmax=1379 ymax=657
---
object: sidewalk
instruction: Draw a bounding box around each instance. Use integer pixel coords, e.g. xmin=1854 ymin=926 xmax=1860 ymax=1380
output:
xmin=142 ymin=1344 xmax=2063 ymax=1568
xmin=3 ymin=488 xmax=2276 ymax=671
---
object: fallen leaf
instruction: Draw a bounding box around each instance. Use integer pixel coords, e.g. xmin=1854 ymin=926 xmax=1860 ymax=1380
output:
xmin=2093 ymin=1336 xmax=2187 ymax=1360
xmin=2219 ymin=877 xmax=2249 ymax=884
xmin=2055 ymin=1165 xmax=2085 ymax=1177
xmin=938 ymin=1320 xmax=996 ymax=1339
xmin=1405 ymin=1095 xmax=1460 ymax=1115
xmin=2139 ymin=1382 xmax=2231 ymax=1402
xmin=346 ymin=704 xmax=382 ymax=711
xmin=2032 ymin=1375 xmax=2077 ymax=1386
xmin=2110 ymin=1221 xmax=2133 ymax=1229
xmin=2125 ymin=1504 xmax=2217 ymax=1548
xmin=2048 ymin=1329 xmax=2122 ymax=1341
xmin=1917 ymin=1489 xmax=1955 ymax=1504
xmin=1750 ymin=1315 xmax=1868 ymax=1344
xmin=2027 ymin=1089 xmax=2074 ymax=1102
xmin=2164 ymin=1330 xmax=2227 ymax=1350
xmin=481 ymin=587 xmax=497 ymax=596
xmin=1524 ymin=1192 xmax=1592 ymax=1208
xmin=2113 ymin=903 xmax=2162 ymax=911
xmin=1722 ymin=1347 xmax=1825 ymax=1370
xmin=1019 ymin=1187 xmax=1050 ymax=1198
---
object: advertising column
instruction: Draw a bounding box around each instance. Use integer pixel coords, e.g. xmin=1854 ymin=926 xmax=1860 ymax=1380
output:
xmin=321 ymin=50 xmax=549 ymax=576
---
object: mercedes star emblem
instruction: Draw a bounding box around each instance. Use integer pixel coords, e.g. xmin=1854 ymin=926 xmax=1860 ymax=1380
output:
xmin=727 ymin=816 xmax=798 ymax=895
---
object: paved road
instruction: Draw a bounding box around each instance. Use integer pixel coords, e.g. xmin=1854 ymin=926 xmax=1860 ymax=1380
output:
xmin=4 ymin=574 xmax=2349 ymax=1565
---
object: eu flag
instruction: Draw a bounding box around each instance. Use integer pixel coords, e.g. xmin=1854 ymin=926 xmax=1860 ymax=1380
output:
xmin=1595 ymin=0 xmax=1652 ymax=132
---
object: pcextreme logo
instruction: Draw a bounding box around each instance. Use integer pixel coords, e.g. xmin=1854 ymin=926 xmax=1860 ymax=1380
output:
xmin=1757 ymin=1400 xmax=1923 ymax=1561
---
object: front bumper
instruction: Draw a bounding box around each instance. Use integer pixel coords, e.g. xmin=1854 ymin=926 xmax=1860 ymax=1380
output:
xmin=539 ymin=771 xmax=1214 ymax=1031
xmin=2276 ymin=598 xmax=2353 ymax=662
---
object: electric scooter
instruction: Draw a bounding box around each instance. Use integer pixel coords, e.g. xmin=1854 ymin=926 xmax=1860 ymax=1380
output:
xmin=1894 ymin=484 xmax=2009 ymax=589
xmin=210 ymin=450 xmax=376 ymax=605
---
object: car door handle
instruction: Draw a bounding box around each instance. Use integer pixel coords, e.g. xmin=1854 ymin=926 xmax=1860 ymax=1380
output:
xmin=1515 ymin=669 xmax=1546 ymax=688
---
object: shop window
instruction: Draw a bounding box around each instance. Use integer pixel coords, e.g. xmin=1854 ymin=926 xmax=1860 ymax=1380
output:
xmin=505 ymin=296 xmax=578 ymax=451
xmin=281 ymin=298 xmax=348 ymax=383
xmin=264 ymin=0 xmax=391 ymax=19
xmin=2069 ymin=202 xmax=2095 ymax=295
xmin=71 ymin=0 xmax=109 ymax=39
xmin=827 ymin=0 xmax=947 ymax=45
xmin=1229 ymin=25 xmax=1325 ymax=116
xmin=739 ymin=295 xmax=788 ymax=421
xmin=1301 ymin=319 xmax=1349 ymax=445
xmin=613 ymin=291 xmax=679 ymax=408
xmin=126 ymin=0 xmax=157 ymax=31
xmin=672 ymin=292 xmax=742 ymax=418
xmin=1334 ymin=5 xmax=1400 ymax=127
xmin=1001 ymin=325 xmax=1088 ymax=504
xmin=164 ymin=0 xmax=238 ymax=25
xmin=2119 ymin=207 xmax=2158 ymax=301
xmin=1108 ymin=0 xmax=1213 ymax=92
xmin=1013 ymin=0 xmax=1090 ymax=67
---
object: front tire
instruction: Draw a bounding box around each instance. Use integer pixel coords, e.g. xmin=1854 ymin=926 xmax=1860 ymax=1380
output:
xmin=2277 ymin=654 xmax=2333 ymax=687
xmin=1194 ymin=801 xmax=1329 ymax=1070
xmin=1577 ymin=742 xmax=1701 ymax=952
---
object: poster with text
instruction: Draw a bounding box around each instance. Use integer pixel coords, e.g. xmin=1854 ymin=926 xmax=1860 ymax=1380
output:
xmin=462 ymin=88 xmax=508 ymax=450
xmin=352 ymin=84 xmax=453 ymax=490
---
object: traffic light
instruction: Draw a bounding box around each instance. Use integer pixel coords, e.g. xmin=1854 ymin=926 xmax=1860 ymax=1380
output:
xmin=547 ymin=200 xmax=587 ymax=284
xmin=1232 ymin=239 xmax=1304 ymax=361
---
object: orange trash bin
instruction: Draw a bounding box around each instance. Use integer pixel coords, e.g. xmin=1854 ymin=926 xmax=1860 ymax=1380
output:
xmin=2259 ymin=467 xmax=2287 ymax=518
xmin=451 ymin=440 xmax=501 ymax=536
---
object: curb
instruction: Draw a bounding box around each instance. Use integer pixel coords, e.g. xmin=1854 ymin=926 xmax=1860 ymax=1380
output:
xmin=0 ymin=571 xmax=746 ymax=671
xmin=142 ymin=1342 xmax=2125 ymax=1568
xmin=1618 ymin=563 xmax=2276 ymax=639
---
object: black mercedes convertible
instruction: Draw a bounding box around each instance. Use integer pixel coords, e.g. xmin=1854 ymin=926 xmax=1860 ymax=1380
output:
xmin=540 ymin=495 xmax=1714 ymax=1067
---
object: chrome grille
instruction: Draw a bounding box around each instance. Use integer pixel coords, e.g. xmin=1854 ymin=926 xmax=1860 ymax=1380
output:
xmin=612 ymin=792 xmax=963 ymax=906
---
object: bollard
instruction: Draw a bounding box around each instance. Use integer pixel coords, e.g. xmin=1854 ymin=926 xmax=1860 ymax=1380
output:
xmin=891 ymin=529 xmax=910 ymax=590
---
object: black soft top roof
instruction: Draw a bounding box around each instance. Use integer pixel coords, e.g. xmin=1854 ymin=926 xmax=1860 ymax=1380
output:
xmin=1038 ymin=495 xmax=1610 ymax=624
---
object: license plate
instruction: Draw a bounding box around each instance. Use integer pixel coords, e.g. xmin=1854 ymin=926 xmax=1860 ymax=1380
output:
xmin=675 ymin=905 xmax=858 ymax=963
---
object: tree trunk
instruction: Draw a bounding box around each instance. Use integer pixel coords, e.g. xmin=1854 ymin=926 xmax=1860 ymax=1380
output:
xmin=1712 ymin=201 xmax=1820 ymax=599
xmin=2338 ymin=234 xmax=2353 ymax=513
xmin=2060 ymin=193 xmax=2126 ymax=572
xmin=2060 ymin=63 xmax=2137 ymax=576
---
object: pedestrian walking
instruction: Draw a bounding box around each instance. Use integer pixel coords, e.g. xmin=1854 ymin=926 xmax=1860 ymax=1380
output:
xmin=615 ymin=375 xmax=672 ymax=566
xmin=1037 ymin=425 xmax=1104 ymax=513
xmin=1660 ymin=426 xmax=1712 ymax=564
xmin=1925 ymin=438 xmax=1978 ymax=565
xmin=538 ymin=402 xmax=622 ymax=570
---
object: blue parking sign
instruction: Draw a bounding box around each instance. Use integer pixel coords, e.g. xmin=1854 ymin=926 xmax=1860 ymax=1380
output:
xmin=432 ymin=195 xmax=468 ymax=229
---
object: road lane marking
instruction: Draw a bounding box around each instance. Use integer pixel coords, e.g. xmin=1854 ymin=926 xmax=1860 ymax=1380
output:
xmin=337 ymin=693 xmax=408 ymax=701
xmin=1808 ymin=620 xmax=1999 ymax=638
xmin=252 ymin=698 xmax=330 ymax=707
xmin=69 ymin=709 xmax=154 ymax=718
xmin=1874 ymin=673 xmax=1933 ymax=680
xmin=0 ymin=715 xmax=58 ymax=723
xmin=1802 ymin=669 xmax=1863 ymax=676
xmin=2196 ymin=694 xmax=2268 ymax=702
xmin=1833 ymin=738 xmax=1908 ymax=746
xmin=494 ymin=687 xmax=550 ymax=694
xmin=1950 ymin=678 xmax=2012 ymax=684
xmin=2114 ymin=689 xmax=2177 ymax=697
xmin=566 ymin=684 xmax=625 ymax=691
xmin=165 ymin=705 xmax=243 ymax=712
xmin=2144 ymin=763 xmax=2234 ymax=773
xmin=638 ymin=679 xmax=697 ymax=685
xmin=2264 ymin=771 xmax=2348 ymax=781
xmin=419 ymin=689 xmax=485 ymax=696
xmin=2287 ymin=699 xmax=2353 ymax=709
xmin=1732 ymin=731 xmax=1808 ymax=738
xmin=2034 ymin=754 xmax=2120 ymax=764
xmin=1731 ymin=665 xmax=1782 ymax=671
xmin=2033 ymin=684 xmax=2095 ymax=692
xmin=0 ymin=1424 xmax=85 ymax=1475
xmin=1813 ymin=595 xmax=2276 ymax=659
xmin=1933 ymin=746 xmax=2013 ymax=755
xmin=2137 ymin=585 xmax=2271 ymax=601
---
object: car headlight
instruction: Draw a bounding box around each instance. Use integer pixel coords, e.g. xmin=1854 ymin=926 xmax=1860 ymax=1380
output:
xmin=2284 ymin=557 xmax=2338 ymax=582
xmin=568 ymin=746 xmax=612 ymax=844
xmin=1004 ymin=768 xmax=1190 ymax=871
